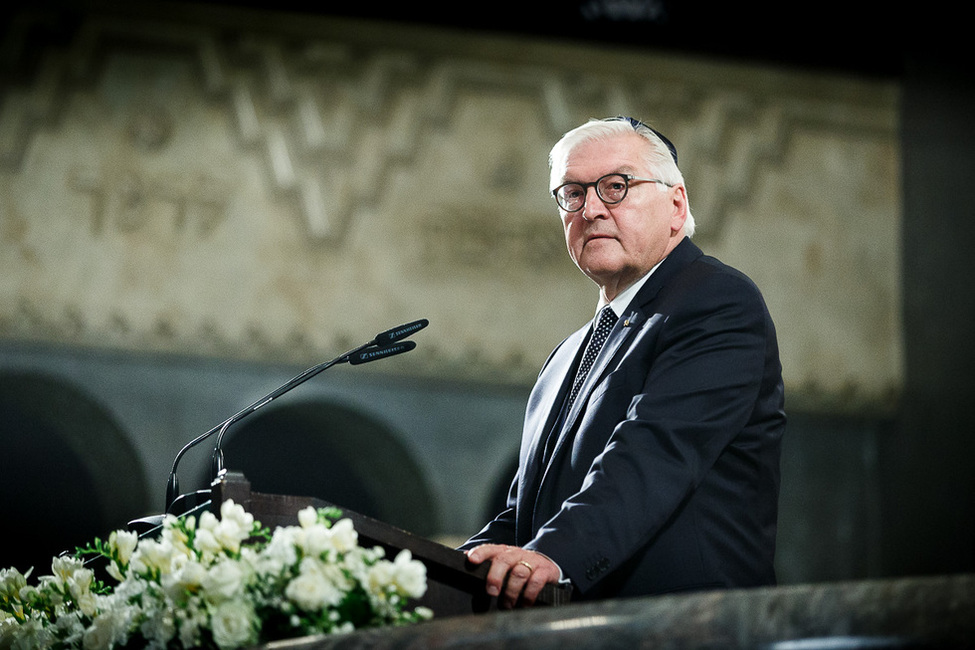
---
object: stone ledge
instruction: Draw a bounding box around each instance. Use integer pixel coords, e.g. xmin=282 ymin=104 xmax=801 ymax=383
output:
xmin=261 ymin=574 xmax=975 ymax=649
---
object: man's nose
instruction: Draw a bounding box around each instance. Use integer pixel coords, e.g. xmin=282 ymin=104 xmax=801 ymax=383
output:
xmin=581 ymin=186 xmax=608 ymax=221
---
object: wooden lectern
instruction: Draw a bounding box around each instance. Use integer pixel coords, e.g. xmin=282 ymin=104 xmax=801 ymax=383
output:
xmin=210 ymin=472 xmax=572 ymax=617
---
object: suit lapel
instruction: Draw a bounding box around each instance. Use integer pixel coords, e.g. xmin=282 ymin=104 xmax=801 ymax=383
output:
xmin=531 ymin=238 xmax=705 ymax=501
xmin=523 ymin=327 xmax=587 ymax=461
xmin=516 ymin=325 xmax=588 ymax=539
xmin=535 ymin=310 xmax=640 ymax=487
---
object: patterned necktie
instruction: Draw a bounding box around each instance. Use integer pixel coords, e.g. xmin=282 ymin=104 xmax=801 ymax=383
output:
xmin=566 ymin=305 xmax=618 ymax=410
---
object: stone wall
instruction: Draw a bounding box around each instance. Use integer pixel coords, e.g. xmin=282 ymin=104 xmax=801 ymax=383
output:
xmin=1 ymin=2 xmax=902 ymax=413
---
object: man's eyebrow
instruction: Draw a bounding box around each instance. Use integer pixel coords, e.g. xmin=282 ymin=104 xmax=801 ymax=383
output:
xmin=560 ymin=166 xmax=639 ymax=184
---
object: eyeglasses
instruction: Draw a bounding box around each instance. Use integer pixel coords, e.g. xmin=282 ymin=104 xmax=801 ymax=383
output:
xmin=552 ymin=173 xmax=672 ymax=212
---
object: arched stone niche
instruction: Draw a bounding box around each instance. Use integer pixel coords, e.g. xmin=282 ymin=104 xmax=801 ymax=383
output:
xmin=0 ymin=372 xmax=149 ymax=573
xmin=198 ymin=400 xmax=439 ymax=537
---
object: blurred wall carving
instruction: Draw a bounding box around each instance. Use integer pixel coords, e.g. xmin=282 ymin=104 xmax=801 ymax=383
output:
xmin=1 ymin=3 xmax=902 ymax=413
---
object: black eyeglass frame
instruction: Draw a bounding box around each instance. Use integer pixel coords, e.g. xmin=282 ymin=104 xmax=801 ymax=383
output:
xmin=552 ymin=173 xmax=673 ymax=212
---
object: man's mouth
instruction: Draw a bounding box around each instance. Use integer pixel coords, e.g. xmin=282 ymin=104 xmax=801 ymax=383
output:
xmin=585 ymin=232 xmax=615 ymax=244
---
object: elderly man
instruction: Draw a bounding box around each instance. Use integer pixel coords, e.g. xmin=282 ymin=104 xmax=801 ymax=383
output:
xmin=462 ymin=116 xmax=786 ymax=607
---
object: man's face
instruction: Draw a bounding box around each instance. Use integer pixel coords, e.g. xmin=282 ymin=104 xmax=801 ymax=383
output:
xmin=555 ymin=132 xmax=687 ymax=299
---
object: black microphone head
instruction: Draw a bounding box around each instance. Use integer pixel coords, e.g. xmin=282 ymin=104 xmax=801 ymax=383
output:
xmin=165 ymin=472 xmax=179 ymax=511
xmin=374 ymin=319 xmax=429 ymax=345
xmin=349 ymin=340 xmax=416 ymax=365
xmin=210 ymin=447 xmax=226 ymax=483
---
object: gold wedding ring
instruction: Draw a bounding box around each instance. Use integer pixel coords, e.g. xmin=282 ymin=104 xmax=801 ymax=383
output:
xmin=517 ymin=560 xmax=534 ymax=572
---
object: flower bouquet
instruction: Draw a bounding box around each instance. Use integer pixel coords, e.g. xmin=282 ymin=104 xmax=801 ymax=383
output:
xmin=0 ymin=500 xmax=432 ymax=649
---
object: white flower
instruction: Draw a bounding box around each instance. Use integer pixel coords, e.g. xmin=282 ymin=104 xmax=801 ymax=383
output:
xmin=51 ymin=609 xmax=86 ymax=646
xmin=17 ymin=583 xmax=38 ymax=606
xmin=108 ymin=530 xmax=138 ymax=569
xmin=284 ymin=571 xmax=330 ymax=612
xmin=209 ymin=598 xmax=257 ymax=650
xmin=129 ymin=537 xmax=182 ymax=577
xmin=0 ymin=567 xmax=28 ymax=600
xmin=219 ymin=500 xmax=254 ymax=531
xmin=105 ymin=562 xmax=124 ymax=583
xmin=50 ymin=555 xmax=84 ymax=585
xmin=82 ymin=607 xmax=130 ymax=650
xmin=295 ymin=517 xmax=359 ymax=559
xmin=175 ymin=598 xmax=208 ymax=648
xmin=139 ymin=602 xmax=177 ymax=647
xmin=162 ymin=558 xmax=207 ymax=601
xmin=367 ymin=550 xmax=427 ymax=601
xmin=328 ymin=519 xmax=358 ymax=553
xmin=65 ymin=567 xmax=97 ymax=617
xmin=366 ymin=562 xmax=394 ymax=594
xmin=297 ymin=506 xmax=318 ymax=529
xmin=214 ymin=501 xmax=255 ymax=554
xmin=295 ymin=523 xmax=332 ymax=557
xmin=0 ymin=499 xmax=430 ymax=648
xmin=1 ymin=617 xmax=20 ymax=648
xmin=6 ymin=614 xmax=54 ymax=649
xmin=256 ymin=528 xmax=298 ymax=576
xmin=193 ymin=526 xmax=224 ymax=559
xmin=34 ymin=556 xmax=98 ymax=617
xmin=161 ymin=521 xmax=193 ymax=558
xmin=202 ymin=558 xmax=248 ymax=603
xmin=391 ymin=550 xmax=427 ymax=599
xmin=194 ymin=501 xmax=254 ymax=557
xmin=284 ymin=558 xmax=346 ymax=611
xmin=34 ymin=574 xmax=65 ymax=609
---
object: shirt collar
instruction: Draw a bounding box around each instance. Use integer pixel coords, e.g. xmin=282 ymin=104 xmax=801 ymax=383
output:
xmin=598 ymin=257 xmax=666 ymax=318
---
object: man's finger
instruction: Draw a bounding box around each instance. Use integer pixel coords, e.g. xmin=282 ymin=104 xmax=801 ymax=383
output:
xmin=465 ymin=543 xmax=508 ymax=565
xmin=501 ymin=561 xmax=533 ymax=608
xmin=483 ymin=551 xmax=519 ymax=597
xmin=520 ymin=571 xmax=549 ymax=605
xmin=465 ymin=545 xmax=559 ymax=607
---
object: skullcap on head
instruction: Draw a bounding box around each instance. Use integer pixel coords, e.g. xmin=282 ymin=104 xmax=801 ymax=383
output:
xmin=606 ymin=115 xmax=678 ymax=166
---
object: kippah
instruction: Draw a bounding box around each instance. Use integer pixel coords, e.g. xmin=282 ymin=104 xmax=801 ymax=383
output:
xmin=606 ymin=115 xmax=678 ymax=166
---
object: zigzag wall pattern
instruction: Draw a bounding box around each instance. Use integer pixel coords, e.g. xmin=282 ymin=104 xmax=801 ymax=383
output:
xmin=0 ymin=6 xmax=902 ymax=410
xmin=1 ymin=12 xmax=852 ymax=246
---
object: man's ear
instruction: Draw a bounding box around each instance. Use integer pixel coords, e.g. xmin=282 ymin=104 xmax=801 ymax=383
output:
xmin=669 ymin=184 xmax=688 ymax=233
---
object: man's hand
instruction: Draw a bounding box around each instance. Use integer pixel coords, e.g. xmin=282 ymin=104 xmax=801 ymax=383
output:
xmin=465 ymin=544 xmax=561 ymax=609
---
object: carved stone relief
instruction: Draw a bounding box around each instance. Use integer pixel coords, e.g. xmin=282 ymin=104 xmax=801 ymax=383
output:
xmin=0 ymin=6 xmax=902 ymax=412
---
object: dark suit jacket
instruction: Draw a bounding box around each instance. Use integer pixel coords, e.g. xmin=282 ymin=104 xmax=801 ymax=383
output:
xmin=462 ymin=237 xmax=785 ymax=600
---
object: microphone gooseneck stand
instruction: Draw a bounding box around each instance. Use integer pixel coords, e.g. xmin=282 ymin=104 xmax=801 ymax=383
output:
xmin=153 ymin=319 xmax=428 ymax=522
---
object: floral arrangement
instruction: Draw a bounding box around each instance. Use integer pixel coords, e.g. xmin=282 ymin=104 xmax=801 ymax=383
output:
xmin=0 ymin=500 xmax=432 ymax=649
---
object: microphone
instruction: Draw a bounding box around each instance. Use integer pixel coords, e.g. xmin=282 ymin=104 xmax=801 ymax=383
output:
xmin=348 ymin=340 xmax=415 ymax=365
xmin=209 ymin=339 xmax=419 ymax=481
xmin=163 ymin=319 xmax=428 ymax=513
xmin=374 ymin=319 xmax=429 ymax=345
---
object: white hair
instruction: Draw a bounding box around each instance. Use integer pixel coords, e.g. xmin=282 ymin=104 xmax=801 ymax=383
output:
xmin=548 ymin=118 xmax=695 ymax=237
